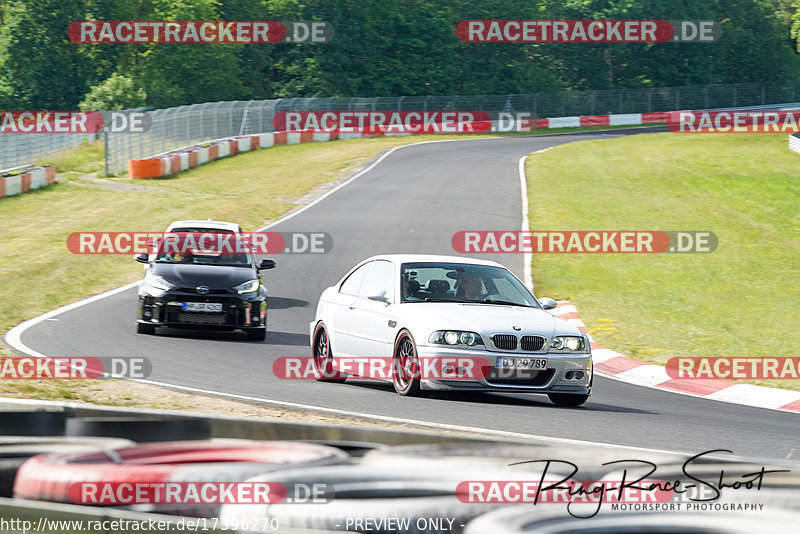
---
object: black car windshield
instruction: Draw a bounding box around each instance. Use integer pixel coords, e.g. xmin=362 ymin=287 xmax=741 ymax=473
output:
xmin=400 ymin=262 xmax=539 ymax=307
xmin=154 ymin=232 xmax=252 ymax=266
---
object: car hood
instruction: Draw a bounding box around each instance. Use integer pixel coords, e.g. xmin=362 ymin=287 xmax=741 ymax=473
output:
xmin=396 ymin=302 xmax=581 ymax=340
xmin=150 ymin=263 xmax=255 ymax=289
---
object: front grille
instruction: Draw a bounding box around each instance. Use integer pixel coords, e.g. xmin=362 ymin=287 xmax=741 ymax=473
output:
xmin=176 ymin=312 xmax=229 ymax=325
xmin=520 ymin=335 xmax=546 ymax=351
xmin=485 ymin=369 xmax=554 ymax=387
xmin=492 ymin=334 xmax=517 ymax=350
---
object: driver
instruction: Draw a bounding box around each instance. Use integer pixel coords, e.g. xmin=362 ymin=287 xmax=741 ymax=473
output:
xmin=462 ymin=274 xmax=484 ymax=300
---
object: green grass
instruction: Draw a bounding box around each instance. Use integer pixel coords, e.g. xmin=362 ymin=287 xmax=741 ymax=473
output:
xmin=526 ymin=133 xmax=800 ymax=391
xmin=35 ymin=139 xmax=105 ymax=175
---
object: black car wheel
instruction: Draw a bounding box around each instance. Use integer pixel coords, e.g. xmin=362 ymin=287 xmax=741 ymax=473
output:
xmin=313 ymin=324 xmax=346 ymax=382
xmin=548 ymin=393 xmax=589 ymax=407
xmin=136 ymin=322 xmax=156 ymax=335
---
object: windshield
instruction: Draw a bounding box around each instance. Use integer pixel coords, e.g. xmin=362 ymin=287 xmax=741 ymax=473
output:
xmin=400 ymin=262 xmax=539 ymax=307
xmin=153 ymin=231 xmax=252 ymax=266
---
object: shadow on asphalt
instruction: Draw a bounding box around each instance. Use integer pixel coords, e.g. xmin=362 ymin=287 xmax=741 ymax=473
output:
xmin=267 ymin=296 xmax=309 ymax=309
xmin=333 ymin=381 xmax=654 ymax=414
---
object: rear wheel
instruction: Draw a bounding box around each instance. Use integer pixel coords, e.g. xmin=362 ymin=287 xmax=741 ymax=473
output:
xmin=548 ymin=393 xmax=589 ymax=407
xmin=136 ymin=322 xmax=155 ymax=335
xmin=392 ymin=331 xmax=423 ymax=397
xmin=313 ymin=324 xmax=346 ymax=383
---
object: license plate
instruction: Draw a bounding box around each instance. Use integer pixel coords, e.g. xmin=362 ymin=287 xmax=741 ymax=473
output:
xmin=182 ymin=302 xmax=223 ymax=312
xmin=496 ymin=356 xmax=548 ymax=370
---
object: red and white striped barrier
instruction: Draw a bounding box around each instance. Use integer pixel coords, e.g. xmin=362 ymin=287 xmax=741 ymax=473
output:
xmin=128 ymin=112 xmax=670 ymax=179
xmin=0 ymin=165 xmax=56 ymax=199
xmin=551 ymin=301 xmax=800 ymax=413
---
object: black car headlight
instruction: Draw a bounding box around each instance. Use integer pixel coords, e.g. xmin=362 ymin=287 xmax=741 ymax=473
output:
xmin=549 ymin=336 xmax=585 ymax=352
xmin=143 ymin=272 xmax=174 ymax=292
xmin=429 ymin=330 xmax=483 ymax=347
xmin=234 ymin=279 xmax=259 ymax=294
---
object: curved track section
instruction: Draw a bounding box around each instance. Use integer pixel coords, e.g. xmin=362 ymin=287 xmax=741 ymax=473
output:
xmin=11 ymin=130 xmax=799 ymax=460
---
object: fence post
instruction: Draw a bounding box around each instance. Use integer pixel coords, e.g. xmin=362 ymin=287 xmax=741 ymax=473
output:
xmin=590 ymin=91 xmax=595 ymax=115
xmin=619 ymin=89 xmax=623 ymax=114
xmin=104 ymin=132 xmax=110 ymax=177
xmin=647 ymin=89 xmax=653 ymax=113
xmin=761 ymin=83 xmax=766 ymax=105
xmin=704 ymin=86 xmax=709 ymax=109
xmin=733 ymin=85 xmax=737 ymax=107
xmin=675 ymin=87 xmax=680 ymax=110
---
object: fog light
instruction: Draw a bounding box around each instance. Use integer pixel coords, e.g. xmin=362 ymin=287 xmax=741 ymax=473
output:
xmin=564 ymin=371 xmax=575 ymax=380
xmin=575 ymin=371 xmax=584 ymax=380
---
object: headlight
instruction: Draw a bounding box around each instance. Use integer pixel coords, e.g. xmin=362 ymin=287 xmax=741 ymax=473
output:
xmin=549 ymin=336 xmax=585 ymax=352
xmin=234 ymin=279 xmax=259 ymax=294
xmin=143 ymin=272 xmax=174 ymax=292
xmin=429 ymin=330 xmax=483 ymax=346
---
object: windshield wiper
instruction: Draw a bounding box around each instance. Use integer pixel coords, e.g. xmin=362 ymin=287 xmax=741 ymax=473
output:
xmin=421 ymin=297 xmax=459 ymax=302
xmin=475 ymin=299 xmax=532 ymax=308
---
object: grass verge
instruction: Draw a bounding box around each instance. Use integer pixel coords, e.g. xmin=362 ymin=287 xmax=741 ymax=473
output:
xmin=526 ymin=133 xmax=800 ymax=391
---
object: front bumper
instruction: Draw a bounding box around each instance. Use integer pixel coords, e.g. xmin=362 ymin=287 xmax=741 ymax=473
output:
xmin=138 ymin=289 xmax=266 ymax=331
xmin=415 ymin=345 xmax=592 ymax=394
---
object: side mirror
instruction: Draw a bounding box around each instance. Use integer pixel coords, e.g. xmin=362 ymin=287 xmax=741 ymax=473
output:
xmin=258 ymin=259 xmax=276 ymax=270
xmin=134 ymin=253 xmax=149 ymax=264
xmin=366 ymin=289 xmax=390 ymax=303
xmin=539 ymin=297 xmax=557 ymax=310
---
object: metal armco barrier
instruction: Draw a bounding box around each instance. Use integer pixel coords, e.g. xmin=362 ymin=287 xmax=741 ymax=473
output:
xmin=788 ymin=133 xmax=800 ymax=155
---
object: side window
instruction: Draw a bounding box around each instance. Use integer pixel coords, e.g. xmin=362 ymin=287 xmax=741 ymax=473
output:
xmin=358 ymin=260 xmax=395 ymax=302
xmin=340 ymin=262 xmax=371 ymax=296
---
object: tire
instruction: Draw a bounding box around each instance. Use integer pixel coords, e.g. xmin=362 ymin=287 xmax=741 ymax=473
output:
xmin=0 ymin=437 xmax=134 ymax=497
xmin=220 ymin=464 xmax=508 ymax=534
xmin=13 ymin=439 xmax=350 ymax=518
xmin=136 ymin=322 xmax=156 ymax=334
xmin=247 ymin=328 xmax=266 ymax=341
xmin=392 ymin=330 xmax=422 ymax=396
xmin=65 ymin=417 xmax=211 ymax=442
xmin=547 ymin=393 xmax=589 ymax=407
xmin=312 ymin=323 xmax=346 ymax=383
xmin=0 ymin=411 xmax=66 ymax=436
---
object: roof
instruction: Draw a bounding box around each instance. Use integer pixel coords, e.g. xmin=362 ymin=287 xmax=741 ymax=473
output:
xmin=362 ymin=254 xmax=503 ymax=267
xmin=165 ymin=220 xmax=241 ymax=232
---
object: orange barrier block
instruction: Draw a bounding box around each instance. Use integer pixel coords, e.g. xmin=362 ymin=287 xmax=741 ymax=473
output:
xmin=45 ymin=165 xmax=56 ymax=184
xmin=300 ymin=131 xmax=314 ymax=143
xmin=209 ymin=145 xmax=219 ymax=160
xmin=329 ymin=131 xmax=339 ymax=141
xmin=0 ymin=178 xmax=6 ymax=198
xmin=169 ymin=155 xmax=181 ymax=174
xmin=274 ymin=132 xmax=287 ymax=145
xmin=229 ymin=140 xmax=239 ymax=155
xmin=129 ymin=159 xmax=164 ymax=178
xmin=250 ymin=136 xmax=260 ymax=150
xmin=21 ymin=173 xmax=31 ymax=193
xmin=189 ymin=151 xmax=198 ymax=168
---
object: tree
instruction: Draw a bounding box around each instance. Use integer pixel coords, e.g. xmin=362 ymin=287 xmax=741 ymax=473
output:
xmin=79 ymin=73 xmax=147 ymax=110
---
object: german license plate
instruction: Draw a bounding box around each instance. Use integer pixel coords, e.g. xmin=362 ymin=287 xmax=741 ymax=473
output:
xmin=496 ymin=356 xmax=548 ymax=370
xmin=182 ymin=302 xmax=223 ymax=312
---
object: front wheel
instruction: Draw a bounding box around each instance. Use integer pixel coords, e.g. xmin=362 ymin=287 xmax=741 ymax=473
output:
xmin=313 ymin=324 xmax=346 ymax=383
xmin=548 ymin=393 xmax=589 ymax=407
xmin=247 ymin=329 xmax=266 ymax=341
xmin=136 ymin=322 xmax=155 ymax=335
xmin=392 ymin=331 xmax=423 ymax=397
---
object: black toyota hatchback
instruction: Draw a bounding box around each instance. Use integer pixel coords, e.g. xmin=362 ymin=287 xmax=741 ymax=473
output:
xmin=134 ymin=241 xmax=275 ymax=340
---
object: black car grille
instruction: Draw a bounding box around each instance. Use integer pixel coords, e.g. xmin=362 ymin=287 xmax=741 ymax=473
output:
xmin=163 ymin=298 xmax=243 ymax=326
xmin=492 ymin=334 xmax=518 ymax=350
xmin=485 ymin=369 xmax=555 ymax=387
xmin=175 ymin=312 xmax=229 ymax=325
xmin=520 ymin=335 xmax=546 ymax=351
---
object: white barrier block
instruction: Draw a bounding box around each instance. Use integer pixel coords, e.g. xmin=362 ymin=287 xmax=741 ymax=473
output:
xmin=29 ymin=168 xmax=47 ymax=189
xmin=312 ymin=133 xmax=331 ymax=142
xmin=609 ymin=114 xmax=643 ymax=126
xmin=179 ymin=153 xmax=190 ymax=171
xmin=384 ymin=132 xmax=412 ymax=137
xmin=338 ymin=132 xmax=363 ymax=140
xmin=3 ymin=175 xmax=21 ymax=196
xmin=217 ymin=143 xmax=230 ymax=157
xmin=548 ymin=117 xmax=581 ymax=128
xmin=198 ymin=147 xmax=209 ymax=165
xmin=287 ymin=132 xmax=301 ymax=145
xmin=259 ymin=133 xmax=274 ymax=147
xmin=238 ymin=138 xmax=250 ymax=152
xmin=161 ymin=157 xmax=171 ymax=175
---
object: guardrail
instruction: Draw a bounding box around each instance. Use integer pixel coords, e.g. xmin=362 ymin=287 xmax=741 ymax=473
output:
xmin=789 ymin=133 xmax=800 ymax=155
xmin=0 ymin=164 xmax=56 ymax=199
